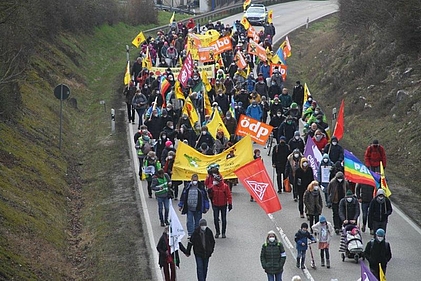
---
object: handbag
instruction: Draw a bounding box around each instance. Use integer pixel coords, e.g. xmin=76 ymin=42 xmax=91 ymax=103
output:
xmin=283 ymin=178 xmax=291 ymax=192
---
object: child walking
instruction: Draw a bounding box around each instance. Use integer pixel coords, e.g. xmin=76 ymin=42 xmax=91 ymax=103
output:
xmin=294 ymin=222 xmax=315 ymax=269
xmin=311 ymin=215 xmax=334 ymax=268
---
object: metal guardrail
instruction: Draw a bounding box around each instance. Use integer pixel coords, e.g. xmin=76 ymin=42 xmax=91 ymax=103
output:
xmin=144 ymin=0 xmax=292 ymax=37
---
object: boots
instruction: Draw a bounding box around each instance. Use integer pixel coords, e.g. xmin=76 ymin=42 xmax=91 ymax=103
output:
xmin=301 ymin=258 xmax=306 ymax=269
xmin=296 ymin=258 xmax=300 ymax=268
xmin=326 ymin=259 xmax=330 ymax=268
xmin=321 ymin=258 xmax=325 ymax=267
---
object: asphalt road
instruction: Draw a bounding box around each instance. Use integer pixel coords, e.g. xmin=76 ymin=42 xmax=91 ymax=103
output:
xmin=127 ymin=1 xmax=421 ymax=280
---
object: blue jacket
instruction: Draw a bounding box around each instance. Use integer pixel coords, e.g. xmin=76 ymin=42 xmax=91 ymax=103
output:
xmin=260 ymin=64 xmax=271 ymax=79
xmin=178 ymin=182 xmax=210 ymax=214
xmin=294 ymin=229 xmax=315 ymax=251
xmin=246 ymin=104 xmax=263 ymax=121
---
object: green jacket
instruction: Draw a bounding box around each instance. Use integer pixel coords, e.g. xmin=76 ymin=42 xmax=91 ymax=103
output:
xmin=260 ymin=241 xmax=286 ymax=274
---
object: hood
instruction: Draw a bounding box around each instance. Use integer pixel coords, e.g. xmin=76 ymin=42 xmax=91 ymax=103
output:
xmin=300 ymin=157 xmax=308 ymax=169
xmin=266 ymin=230 xmax=278 ymax=242
xmin=322 ymin=153 xmax=330 ymax=160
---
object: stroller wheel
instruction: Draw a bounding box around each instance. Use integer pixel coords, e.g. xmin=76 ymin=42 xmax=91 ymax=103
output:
xmin=341 ymin=253 xmax=345 ymax=262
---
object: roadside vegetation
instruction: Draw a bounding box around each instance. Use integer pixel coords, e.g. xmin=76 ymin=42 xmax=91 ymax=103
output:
xmin=0 ymin=0 xmax=420 ymax=279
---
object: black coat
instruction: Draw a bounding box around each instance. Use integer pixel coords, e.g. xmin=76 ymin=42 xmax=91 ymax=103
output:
xmin=187 ymin=227 xmax=215 ymax=258
xmin=272 ymin=143 xmax=290 ymax=170
xmin=294 ymin=167 xmax=314 ymax=194
xmin=156 ymin=232 xmax=180 ymax=268
xmin=323 ymin=143 xmax=344 ymax=163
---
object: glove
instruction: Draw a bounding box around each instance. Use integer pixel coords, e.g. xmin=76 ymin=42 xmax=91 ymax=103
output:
xmin=228 ymin=204 xmax=233 ymax=211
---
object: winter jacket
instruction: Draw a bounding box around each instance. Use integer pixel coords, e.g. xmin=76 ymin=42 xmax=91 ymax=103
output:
xmin=294 ymin=230 xmax=315 ymax=251
xmin=364 ymin=238 xmax=392 ymax=270
xmin=288 ymin=137 xmax=305 ymax=153
xmin=278 ymin=121 xmax=296 ymax=143
xmin=311 ymin=221 xmax=334 ymax=244
xmin=151 ymin=173 xmax=172 ymax=198
xmin=339 ymin=197 xmax=360 ymax=222
xmin=294 ymin=159 xmax=314 ymax=195
xmin=304 ymin=189 xmax=323 ymax=216
xmin=156 ymin=232 xmax=180 ymax=268
xmin=246 ymin=104 xmax=263 ymax=121
xmin=327 ymin=176 xmax=348 ymax=204
xmin=205 ymin=175 xmax=232 ymax=207
xmin=272 ymin=142 xmax=290 ymax=169
xmin=368 ymin=195 xmax=393 ymax=226
xmin=178 ymin=182 xmax=210 ymax=214
xmin=187 ymin=227 xmax=215 ymax=258
xmin=279 ymin=93 xmax=292 ymax=108
xmin=254 ymin=81 xmax=268 ymax=98
xmin=364 ymin=144 xmax=387 ymax=168
xmin=356 ymin=183 xmax=375 ymax=203
xmin=260 ymin=240 xmax=286 ymax=274
xmin=323 ymin=143 xmax=344 ymax=163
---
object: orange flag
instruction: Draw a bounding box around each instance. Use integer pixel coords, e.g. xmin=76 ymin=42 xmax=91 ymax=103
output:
xmin=235 ymin=158 xmax=282 ymax=214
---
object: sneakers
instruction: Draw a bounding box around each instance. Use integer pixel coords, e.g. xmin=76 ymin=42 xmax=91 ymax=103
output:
xmin=215 ymin=234 xmax=220 ymax=238
xmin=321 ymin=258 xmax=325 ymax=267
xmin=361 ymin=225 xmax=366 ymax=232
xmin=294 ymin=198 xmax=298 ymax=202
xmin=301 ymin=264 xmax=306 ymax=269
xmin=160 ymin=221 xmax=165 ymax=227
xmin=222 ymin=234 xmax=226 ymax=238
xmin=300 ymin=213 xmax=305 ymax=218
xmin=335 ymin=229 xmax=340 ymax=235
xmin=326 ymin=259 xmax=330 ymax=268
xmin=296 ymin=258 xmax=300 ymax=268
xmin=277 ymin=190 xmax=282 ymax=194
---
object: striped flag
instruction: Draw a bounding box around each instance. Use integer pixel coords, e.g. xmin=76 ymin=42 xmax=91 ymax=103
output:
xmin=160 ymin=76 xmax=171 ymax=107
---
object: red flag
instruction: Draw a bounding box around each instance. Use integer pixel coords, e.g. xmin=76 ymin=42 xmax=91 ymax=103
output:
xmin=235 ymin=159 xmax=281 ymax=214
xmin=333 ymin=99 xmax=344 ymax=140
xmin=178 ymin=52 xmax=193 ymax=88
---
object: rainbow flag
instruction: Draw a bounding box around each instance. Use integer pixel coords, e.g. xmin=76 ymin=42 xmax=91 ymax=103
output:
xmin=344 ymin=149 xmax=377 ymax=187
xmin=160 ymin=76 xmax=171 ymax=107
xmin=229 ymin=95 xmax=235 ymax=118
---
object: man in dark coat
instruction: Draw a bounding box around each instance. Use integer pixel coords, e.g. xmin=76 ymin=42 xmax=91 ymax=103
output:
xmin=364 ymin=228 xmax=392 ymax=279
xmin=272 ymin=136 xmax=290 ymax=193
xmin=323 ymin=136 xmax=344 ymax=164
xmin=294 ymin=157 xmax=314 ymax=218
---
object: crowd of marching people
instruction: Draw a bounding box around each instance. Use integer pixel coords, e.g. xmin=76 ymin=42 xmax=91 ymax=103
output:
xmin=125 ymin=15 xmax=393 ymax=281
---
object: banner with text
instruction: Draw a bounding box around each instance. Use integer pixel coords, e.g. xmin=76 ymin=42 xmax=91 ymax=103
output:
xmin=235 ymin=114 xmax=273 ymax=145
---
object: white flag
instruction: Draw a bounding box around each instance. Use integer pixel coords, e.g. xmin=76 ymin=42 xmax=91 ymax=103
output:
xmin=169 ymin=199 xmax=185 ymax=253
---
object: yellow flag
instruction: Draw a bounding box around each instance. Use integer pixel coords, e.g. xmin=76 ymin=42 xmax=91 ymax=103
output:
xmin=174 ymin=81 xmax=186 ymax=101
xmin=243 ymin=0 xmax=251 ymax=10
xmin=303 ymin=83 xmax=310 ymax=107
xmin=201 ymin=70 xmax=212 ymax=92
xmin=172 ymin=135 xmax=254 ymax=180
xmin=203 ymin=91 xmax=212 ymax=116
xmin=380 ymin=161 xmax=392 ymax=197
xmin=182 ymin=96 xmax=199 ymax=127
xmin=170 ymin=12 xmax=175 ymax=24
xmin=142 ymin=46 xmax=152 ymax=70
xmin=240 ymin=17 xmax=250 ymax=30
xmin=207 ymin=110 xmax=230 ymax=140
xmin=379 ymin=263 xmax=386 ymax=281
xmin=268 ymin=10 xmax=273 ymax=24
xmin=132 ymin=31 xmax=146 ymax=48
xmin=124 ymin=61 xmax=130 ymax=85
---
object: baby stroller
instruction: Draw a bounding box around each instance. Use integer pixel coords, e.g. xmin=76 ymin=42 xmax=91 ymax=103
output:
xmin=339 ymin=224 xmax=364 ymax=263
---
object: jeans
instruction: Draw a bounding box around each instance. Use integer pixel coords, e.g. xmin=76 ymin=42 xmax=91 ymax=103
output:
xmin=195 ymin=255 xmax=210 ymax=281
xmin=187 ymin=209 xmax=202 ymax=236
xmin=212 ymin=205 xmax=227 ymax=235
xmin=361 ymin=202 xmax=370 ymax=226
xmin=267 ymin=272 xmax=283 ymax=281
xmin=157 ymin=196 xmax=169 ymax=223
xmin=135 ymin=108 xmax=146 ymax=127
xmin=297 ymin=249 xmax=306 ymax=265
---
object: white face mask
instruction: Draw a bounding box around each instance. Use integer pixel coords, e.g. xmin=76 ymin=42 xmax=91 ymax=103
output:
xmin=294 ymin=136 xmax=300 ymax=140
xmin=377 ymin=237 xmax=384 ymax=242
xmin=346 ymin=197 xmax=353 ymax=203
xmin=212 ymin=181 xmax=219 ymax=185
xmin=226 ymin=116 xmax=231 ymax=119
xmin=202 ymin=131 xmax=207 ymax=135
xmin=169 ymin=126 xmax=174 ymax=129
xmin=314 ymin=186 xmax=319 ymax=191
xmin=323 ymin=158 xmax=328 ymax=163
xmin=168 ymin=156 xmax=173 ymax=159
xmin=332 ymin=141 xmax=338 ymax=146
xmin=337 ymin=179 xmax=343 ymax=182
xmin=294 ymin=153 xmax=299 ymax=158
xmin=277 ymin=113 xmax=282 ymax=117
xmin=268 ymin=237 xmax=276 ymax=243
xmin=200 ymin=226 xmax=207 ymax=231
xmin=302 ymin=162 xmax=308 ymax=167
xmin=169 ymin=145 xmax=174 ymax=149
xmin=192 ymin=180 xmax=198 ymax=185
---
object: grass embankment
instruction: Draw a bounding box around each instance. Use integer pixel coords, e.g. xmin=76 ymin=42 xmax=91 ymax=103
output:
xmin=287 ymin=15 xmax=421 ymax=225
xmin=0 ymin=11 xmax=190 ymax=280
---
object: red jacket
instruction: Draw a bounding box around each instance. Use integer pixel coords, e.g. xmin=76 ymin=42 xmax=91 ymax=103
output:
xmin=205 ymin=175 xmax=232 ymax=207
xmin=364 ymin=145 xmax=387 ymax=168
xmin=312 ymin=136 xmax=328 ymax=152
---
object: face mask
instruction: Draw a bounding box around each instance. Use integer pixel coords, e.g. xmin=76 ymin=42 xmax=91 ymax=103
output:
xmin=253 ymin=105 xmax=257 ymax=107
xmin=183 ymin=117 xmax=187 ymax=120
xmin=274 ymin=101 xmax=279 ymax=104
xmin=201 ymin=226 xmax=207 ymax=231
xmin=212 ymin=180 xmax=219 ymax=185
xmin=314 ymin=110 xmax=320 ymax=114
xmin=332 ymin=141 xmax=338 ymax=146
xmin=314 ymin=186 xmax=319 ymax=191
xmin=169 ymin=126 xmax=174 ymax=129
xmin=226 ymin=116 xmax=231 ymax=119
xmin=169 ymin=145 xmax=174 ymax=149
xmin=346 ymin=197 xmax=353 ymax=203
xmin=294 ymin=153 xmax=299 ymax=158
xmin=268 ymin=237 xmax=275 ymax=243
xmin=192 ymin=180 xmax=198 ymax=185
xmin=256 ymin=153 xmax=260 ymax=157
xmin=287 ymin=121 xmax=292 ymax=125
xmin=315 ymin=135 xmax=322 ymax=141
xmin=277 ymin=113 xmax=282 ymax=117
xmin=337 ymin=178 xmax=343 ymax=182
xmin=377 ymin=237 xmax=384 ymax=242
xmin=153 ymin=114 xmax=158 ymax=117
xmin=219 ymin=93 xmax=223 ymax=96
xmin=294 ymin=136 xmax=300 ymax=140
xmin=168 ymin=156 xmax=173 ymax=159
xmin=302 ymin=162 xmax=308 ymax=167
xmin=323 ymin=158 xmax=328 ymax=163
xmin=162 ymin=135 xmax=167 ymax=139
xmin=202 ymin=131 xmax=207 ymax=135
xmin=308 ymin=98 xmax=312 ymax=102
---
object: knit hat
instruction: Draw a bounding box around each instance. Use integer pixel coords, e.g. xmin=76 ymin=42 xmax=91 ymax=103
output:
xmin=165 ymin=140 xmax=173 ymax=147
xmin=199 ymin=218 xmax=207 ymax=226
xmin=346 ymin=190 xmax=353 ymax=196
xmin=376 ymin=228 xmax=385 ymax=237
xmin=294 ymin=131 xmax=300 ymax=137
xmin=301 ymin=222 xmax=308 ymax=229
xmin=376 ymin=189 xmax=385 ymax=196
xmin=319 ymin=216 xmax=326 ymax=223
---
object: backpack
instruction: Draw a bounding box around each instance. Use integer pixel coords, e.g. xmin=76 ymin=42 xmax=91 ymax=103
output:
xmin=142 ymin=142 xmax=152 ymax=155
